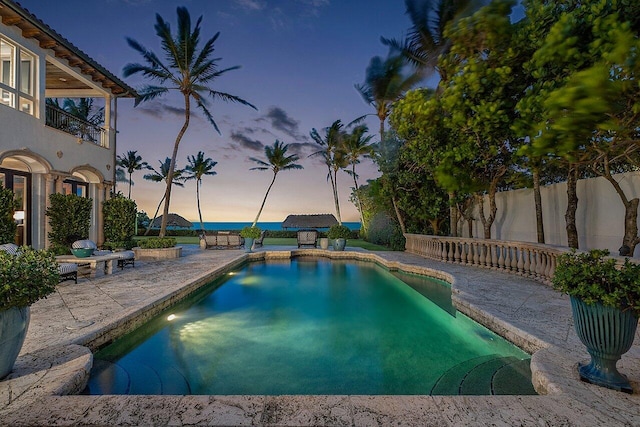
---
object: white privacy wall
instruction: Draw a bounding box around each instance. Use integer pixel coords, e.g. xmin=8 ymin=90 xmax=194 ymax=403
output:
xmin=465 ymin=171 xmax=640 ymax=257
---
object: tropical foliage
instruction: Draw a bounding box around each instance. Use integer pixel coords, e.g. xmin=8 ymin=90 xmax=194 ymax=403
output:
xmin=45 ymin=193 xmax=92 ymax=254
xmin=116 ymin=150 xmax=149 ymax=199
xmin=185 ymin=151 xmax=217 ymax=233
xmin=103 ymin=193 xmax=137 ymax=249
xmin=0 ymin=247 xmax=59 ymax=311
xmin=0 ymin=188 xmax=18 ymax=244
xmin=124 ymin=6 xmax=256 ymax=237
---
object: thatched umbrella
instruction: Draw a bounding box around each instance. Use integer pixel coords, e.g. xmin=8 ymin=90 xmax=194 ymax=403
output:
xmin=281 ymin=214 xmax=338 ymax=229
xmin=150 ymin=213 xmax=193 ymax=229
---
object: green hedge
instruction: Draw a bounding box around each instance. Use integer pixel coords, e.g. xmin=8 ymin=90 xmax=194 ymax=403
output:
xmin=138 ymin=237 xmax=176 ymax=249
xmin=0 ymin=188 xmax=18 ymax=244
xmin=103 ymin=193 xmax=137 ymax=249
xmin=46 ymin=193 xmax=92 ymax=251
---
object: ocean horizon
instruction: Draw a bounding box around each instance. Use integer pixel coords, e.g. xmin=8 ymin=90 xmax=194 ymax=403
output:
xmin=191 ymin=221 xmax=361 ymax=231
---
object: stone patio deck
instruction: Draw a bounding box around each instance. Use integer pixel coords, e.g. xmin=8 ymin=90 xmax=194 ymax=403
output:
xmin=0 ymin=245 xmax=638 ymax=426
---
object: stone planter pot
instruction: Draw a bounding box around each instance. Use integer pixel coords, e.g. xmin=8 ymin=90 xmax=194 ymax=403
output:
xmin=133 ymin=246 xmax=182 ymax=261
xmin=244 ymin=237 xmax=254 ymax=253
xmin=570 ymin=296 xmax=638 ymax=393
xmin=0 ymin=306 xmax=30 ymax=379
xmin=319 ymin=238 xmax=329 ymax=250
xmin=332 ymin=238 xmax=347 ymax=251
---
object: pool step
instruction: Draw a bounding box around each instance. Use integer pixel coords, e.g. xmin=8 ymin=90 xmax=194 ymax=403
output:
xmin=430 ymin=355 xmax=536 ymax=395
xmin=84 ymin=360 xmax=191 ymax=395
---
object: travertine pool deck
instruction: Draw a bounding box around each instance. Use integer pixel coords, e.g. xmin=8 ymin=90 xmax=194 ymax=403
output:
xmin=0 ymin=245 xmax=638 ymax=426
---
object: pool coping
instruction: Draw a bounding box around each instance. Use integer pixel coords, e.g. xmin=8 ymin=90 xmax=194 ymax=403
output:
xmin=0 ymin=247 xmax=638 ymax=426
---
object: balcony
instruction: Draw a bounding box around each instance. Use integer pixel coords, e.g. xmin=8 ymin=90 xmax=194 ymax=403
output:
xmin=44 ymin=104 xmax=106 ymax=147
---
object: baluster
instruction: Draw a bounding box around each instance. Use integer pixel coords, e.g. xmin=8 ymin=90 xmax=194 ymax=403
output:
xmin=447 ymin=241 xmax=454 ymax=262
xmin=523 ymin=248 xmax=531 ymax=276
xmin=473 ymin=242 xmax=480 ymax=265
xmin=538 ymin=251 xmax=546 ymax=279
xmin=460 ymin=242 xmax=468 ymax=264
xmin=544 ymin=252 xmax=552 ymax=281
xmin=484 ymin=243 xmax=492 ymax=268
xmin=529 ymin=249 xmax=538 ymax=277
xmin=454 ymin=242 xmax=461 ymax=263
xmin=441 ymin=241 xmax=447 ymax=261
xmin=497 ymin=245 xmax=505 ymax=270
xmin=510 ymin=246 xmax=518 ymax=271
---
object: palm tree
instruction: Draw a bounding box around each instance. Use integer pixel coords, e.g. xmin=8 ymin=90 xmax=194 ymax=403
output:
xmin=249 ymin=141 xmax=303 ymax=227
xmin=343 ymin=125 xmax=375 ymax=230
xmin=123 ymin=7 xmax=256 ymax=238
xmin=381 ymin=0 xmax=477 ymax=80
xmin=116 ymin=150 xmax=149 ymax=199
xmin=184 ymin=151 xmax=217 ymax=234
xmin=143 ymin=158 xmax=185 ymax=235
xmin=355 ymin=53 xmax=421 ymax=142
xmin=310 ymin=120 xmax=348 ymax=224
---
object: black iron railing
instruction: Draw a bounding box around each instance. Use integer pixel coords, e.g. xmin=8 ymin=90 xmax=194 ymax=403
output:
xmin=45 ymin=105 xmax=106 ymax=146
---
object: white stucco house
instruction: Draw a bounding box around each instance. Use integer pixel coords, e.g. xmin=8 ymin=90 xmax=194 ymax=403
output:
xmin=0 ymin=0 xmax=136 ymax=248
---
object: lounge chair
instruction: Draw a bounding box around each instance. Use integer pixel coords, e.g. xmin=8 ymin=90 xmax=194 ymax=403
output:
xmin=202 ymin=232 xmax=244 ymax=249
xmin=254 ymin=230 xmax=267 ymax=248
xmin=0 ymin=243 xmax=77 ymax=284
xmin=297 ymin=229 xmax=318 ymax=248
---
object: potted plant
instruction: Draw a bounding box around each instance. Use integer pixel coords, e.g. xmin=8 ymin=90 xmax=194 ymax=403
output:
xmin=240 ymin=226 xmax=261 ymax=253
xmin=327 ymin=224 xmax=351 ymax=251
xmin=552 ymin=249 xmax=640 ymax=393
xmin=0 ymin=247 xmax=59 ymax=379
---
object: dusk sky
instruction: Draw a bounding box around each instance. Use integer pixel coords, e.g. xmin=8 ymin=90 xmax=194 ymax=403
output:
xmin=19 ymin=0 xmax=428 ymax=223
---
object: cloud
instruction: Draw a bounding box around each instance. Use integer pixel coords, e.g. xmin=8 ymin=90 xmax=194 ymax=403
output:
xmin=230 ymin=131 xmax=264 ymax=152
xmin=233 ymin=0 xmax=267 ymax=11
xmin=262 ymin=106 xmax=300 ymax=138
xmin=136 ymin=102 xmax=186 ymax=119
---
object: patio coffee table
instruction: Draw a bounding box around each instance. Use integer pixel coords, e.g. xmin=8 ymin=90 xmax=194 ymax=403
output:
xmin=56 ymin=253 xmax=120 ymax=278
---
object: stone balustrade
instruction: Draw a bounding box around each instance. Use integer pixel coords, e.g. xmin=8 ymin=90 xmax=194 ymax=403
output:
xmin=404 ymin=234 xmax=574 ymax=285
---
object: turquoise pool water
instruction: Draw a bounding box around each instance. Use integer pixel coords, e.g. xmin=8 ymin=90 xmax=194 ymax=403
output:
xmin=85 ymin=258 xmax=535 ymax=395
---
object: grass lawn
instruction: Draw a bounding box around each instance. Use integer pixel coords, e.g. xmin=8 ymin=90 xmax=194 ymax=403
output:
xmin=134 ymin=236 xmax=391 ymax=251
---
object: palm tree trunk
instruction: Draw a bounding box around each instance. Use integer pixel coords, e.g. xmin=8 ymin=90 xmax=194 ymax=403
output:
xmin=252 ymin=172 xmax=278 ymax=227
xmin=196 ymin=179 xmax=204 ymax=234
xmin=145 ymin=194 xmax=166 ymax=236
xmin=160 ymin=95 xmax=191 ymax=238
xmin=351 ymin=164 xmax=366 ymax=231
xmin=333 ymin=168 xmax=342 ymax=224
xmin=128 ymin=172 xmax=132 ymax=199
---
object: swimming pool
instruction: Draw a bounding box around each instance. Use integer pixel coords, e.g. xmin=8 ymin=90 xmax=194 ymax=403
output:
xmin=84 ymin=257 xmax=536 ymax=395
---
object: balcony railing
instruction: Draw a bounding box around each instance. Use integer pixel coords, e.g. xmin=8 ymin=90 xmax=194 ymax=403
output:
xmin=45 ymin=105 xmax=106 ymax=147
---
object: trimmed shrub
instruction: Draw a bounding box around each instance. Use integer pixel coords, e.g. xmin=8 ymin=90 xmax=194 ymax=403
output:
xmin=46 ymin=193 xmax=92 ymax=252
xmin=367 ymin=213 xmax=404 ymax=250
xmin=138 ymin=237 xmax=176 ymax=249
xmin=0 ymin=188 xmax=18 ymax=244
xmin=103 ymin=194 xmax=137 ymax=249
xmin=0 ymin=247 xmax=59 ymax=310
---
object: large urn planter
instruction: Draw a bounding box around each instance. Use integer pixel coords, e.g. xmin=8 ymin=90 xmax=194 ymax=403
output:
xmin=0 ymin=244 xmax=59 ymax=380
xmin=570 ymin=296 xmax=638 ymax=393
xmin=240 ymin=227 xmax=261 ymax=254
xmin=0 ymin=307 xmax=30 ymax=379
xmin=319 ymin=238 xmax=329 ymax=250
xmin=327 ymin=225 xmax=351 ymax=252
xmin=244 ymin=238 xmax=255 ymax=253
xmin=332 ymin=238 xmax=347 ymax=251
xmin=553 ymin=249 xmax=640 ymax=394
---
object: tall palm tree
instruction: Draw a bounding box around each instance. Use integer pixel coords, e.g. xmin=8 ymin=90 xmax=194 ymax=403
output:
xmin=310 ymin=120 xmax=348 ymax=224
xmin=143 ymin=158 xmax=185 ymax=235
xmin=249 ymin=141 xmax=303 ymax=227
xmin=355 ymin=53 xmax=421 ymax=142
xmin=381 ymin=0 xmax=477 ymax=80
xmin=184 ymin=151 xmax=217 ymax=234
xmin=116 ymin=150 xmax=149 ymax=199
xmin=123 ymin=7 xmax=256 ymax=238
xmin=343 ymin=125 xmax=375 ymax=230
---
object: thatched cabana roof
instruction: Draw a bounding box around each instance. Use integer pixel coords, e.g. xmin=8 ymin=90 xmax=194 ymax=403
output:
xmin=281 ymin=214 xmax=338 ymax=229
xmin=150 ymin=213 xmax=193 ymax=229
